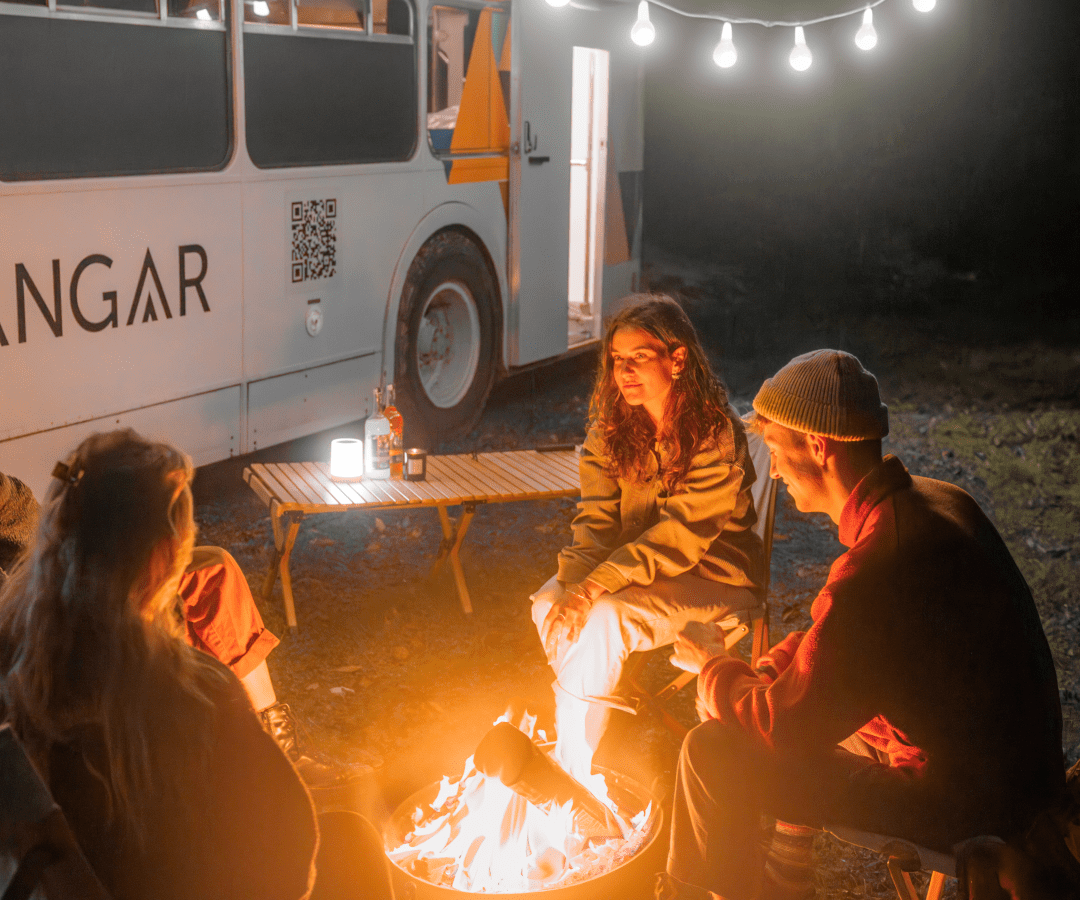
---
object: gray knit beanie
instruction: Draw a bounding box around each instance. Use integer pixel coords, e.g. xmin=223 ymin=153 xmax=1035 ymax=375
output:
xmin=753 ymin=349 xmax=888 ymax=441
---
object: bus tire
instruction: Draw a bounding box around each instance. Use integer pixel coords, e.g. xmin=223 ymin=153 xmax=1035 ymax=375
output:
xmin=395 ymin=230 xmax=500 ymax=445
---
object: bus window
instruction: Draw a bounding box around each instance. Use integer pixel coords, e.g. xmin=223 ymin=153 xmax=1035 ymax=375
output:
xmin=0 ymin=0 xmax=230 ymax=180
xmin=58 ymin=0 xmax=158 ymax=13
xmin=244 ymin=0 xmax=417 ymax=167
xmin=168 ymin=0 xmax=223 ymax=20
xmin=428 ymin=3 xmax=510 ymax=156
xmin=297 ymin=0 xmax=364 ymax=30
xmin=243 ymin=0 xmax=289 ymax=25
xmin=372 ymin=0 xmax=409 ymax=35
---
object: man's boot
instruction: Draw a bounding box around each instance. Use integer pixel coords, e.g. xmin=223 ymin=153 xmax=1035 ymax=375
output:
xmin=259 ymin=701 xmax=378 ymax=793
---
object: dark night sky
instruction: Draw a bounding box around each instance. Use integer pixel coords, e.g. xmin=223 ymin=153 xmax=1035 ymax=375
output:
xmin=642 ymin=0 xmax=1079 ymax=332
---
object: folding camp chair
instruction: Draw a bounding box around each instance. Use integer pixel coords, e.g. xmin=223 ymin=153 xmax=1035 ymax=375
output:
xmin=0 ymin=724 xmax=112 ymax=900
xmin=624 ymin=428 xmax=778 ymax=739
xmin=825 ymin=825 xmax=1010 ymax=900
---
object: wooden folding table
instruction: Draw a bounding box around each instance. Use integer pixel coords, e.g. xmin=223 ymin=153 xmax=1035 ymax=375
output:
xmin=242 ymin=449 xmax=580 ymax=629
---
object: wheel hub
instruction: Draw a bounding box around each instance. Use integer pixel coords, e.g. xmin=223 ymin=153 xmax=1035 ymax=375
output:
xmin=416 ymin=281 xmax=481 ymax=409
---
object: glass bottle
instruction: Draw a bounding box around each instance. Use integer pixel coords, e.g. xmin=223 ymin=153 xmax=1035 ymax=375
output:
xmin=364 ymin=387 xmax=391 ymax=480
xmin=384 ymin=383 xmax=404 ymax=480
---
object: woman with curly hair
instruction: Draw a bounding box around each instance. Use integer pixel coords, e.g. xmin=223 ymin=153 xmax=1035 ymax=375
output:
xmin=0 ymin=429 xmax=391 ymax=900
xmin=531 ymin=294 xmax=764 ymax=778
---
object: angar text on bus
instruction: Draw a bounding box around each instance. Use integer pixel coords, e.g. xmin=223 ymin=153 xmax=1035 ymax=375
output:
xmin=1 ymin=245 xmax=210 ymax=347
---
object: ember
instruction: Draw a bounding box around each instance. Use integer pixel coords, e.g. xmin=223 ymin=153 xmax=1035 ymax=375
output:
xmin=384 ymin=711 xmax=659 ymax=895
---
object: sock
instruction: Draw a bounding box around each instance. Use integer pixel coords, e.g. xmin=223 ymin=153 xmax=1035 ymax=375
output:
xmin=760 ymin=820 xmax=817 ymax=900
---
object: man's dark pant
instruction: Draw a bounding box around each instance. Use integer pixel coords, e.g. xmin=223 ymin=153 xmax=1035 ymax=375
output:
xmin=666 ymin=720 xmax=941 ymax=900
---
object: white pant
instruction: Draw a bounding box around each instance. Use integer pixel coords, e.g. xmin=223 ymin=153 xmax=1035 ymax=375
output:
xmin=530 ymin=573 xmax=759 ymax=779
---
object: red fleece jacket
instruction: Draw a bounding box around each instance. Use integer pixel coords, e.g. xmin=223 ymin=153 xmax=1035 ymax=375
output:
xmin=699 ymin=455 xmax=1064 ymax=833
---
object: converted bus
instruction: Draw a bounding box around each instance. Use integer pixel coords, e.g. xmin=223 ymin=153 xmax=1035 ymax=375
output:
xmin=0 ymin=0 xmax=643 ymax=495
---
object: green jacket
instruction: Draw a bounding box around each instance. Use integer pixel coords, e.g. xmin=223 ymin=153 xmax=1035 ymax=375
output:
xmin=557 ymin=411 xmax=764 ymax=596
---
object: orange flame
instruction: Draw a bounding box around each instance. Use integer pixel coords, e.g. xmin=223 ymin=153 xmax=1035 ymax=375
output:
xmin=387 ymin=711 xmax=653 ymax=893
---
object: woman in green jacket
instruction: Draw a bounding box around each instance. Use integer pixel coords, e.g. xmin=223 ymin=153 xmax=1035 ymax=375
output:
xmin=531 ymin=294 xmax=764 ymax=778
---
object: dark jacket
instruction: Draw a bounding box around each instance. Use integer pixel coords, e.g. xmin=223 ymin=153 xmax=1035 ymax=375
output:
xmin=699 ymin=455 xmax=1064 ymax=845
xmin=47 ymin=660 xmax=318 ymax=900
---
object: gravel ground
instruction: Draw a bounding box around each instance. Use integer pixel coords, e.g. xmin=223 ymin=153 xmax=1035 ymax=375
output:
xmin=191 ymin=252 xmax=1079 ymax=900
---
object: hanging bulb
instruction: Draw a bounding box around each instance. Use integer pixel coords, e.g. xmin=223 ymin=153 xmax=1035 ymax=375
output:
xmin=252 ymin=0 xmax=270 ymax=15
xmin=631 ymin=1 xmax=655 ymax=47
xmin=913 ymin=0 xmax=936 ymax=10
xmin=789 ymin=25 xmax=812 ymax=71
xmin=855 ymin=7 xmax=877 ymax=50
xmin=546 ymin=0 xmax=570 ymax=9
xmin=713 ymin=21 xmax=737 ymax=68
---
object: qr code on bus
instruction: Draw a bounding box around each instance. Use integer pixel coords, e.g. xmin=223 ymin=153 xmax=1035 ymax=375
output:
xmin=291 ymin=199 xmax=337 ymax=283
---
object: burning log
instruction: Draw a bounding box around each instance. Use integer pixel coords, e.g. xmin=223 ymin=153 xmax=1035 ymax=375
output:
xmin=472 ymin=722 xmax=625 ymax=840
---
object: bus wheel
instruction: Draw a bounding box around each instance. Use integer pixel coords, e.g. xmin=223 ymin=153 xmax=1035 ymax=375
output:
xmin=396 ymin=231 xmax=499 ymax=445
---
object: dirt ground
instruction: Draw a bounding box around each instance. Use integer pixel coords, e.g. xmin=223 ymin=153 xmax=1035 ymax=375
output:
xmin=192 ymin=248 xmax=1079 ymax=900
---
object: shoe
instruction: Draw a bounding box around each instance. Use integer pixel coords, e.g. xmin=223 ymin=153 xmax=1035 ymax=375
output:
xmin=654 ymin=873 xmax=715 ymax=900
xmin=259 ymin=701 xmax=379 ymax=792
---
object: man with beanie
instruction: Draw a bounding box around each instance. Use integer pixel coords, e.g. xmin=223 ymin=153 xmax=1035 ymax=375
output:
xmin=659 ymin=350 xmax=1065 ymax=900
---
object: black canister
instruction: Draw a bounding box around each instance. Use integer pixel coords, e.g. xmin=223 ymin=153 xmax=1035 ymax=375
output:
xmin=404 ymin=448 xmax=427 ymax=481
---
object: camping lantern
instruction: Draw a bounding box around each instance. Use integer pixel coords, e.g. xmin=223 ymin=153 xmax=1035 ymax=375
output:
xmin=329 ymin=438 xmax=364 ymax=481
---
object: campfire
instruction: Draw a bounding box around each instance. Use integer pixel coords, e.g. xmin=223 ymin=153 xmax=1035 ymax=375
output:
xmin=384 ymin=709 xmax=660 ymax=895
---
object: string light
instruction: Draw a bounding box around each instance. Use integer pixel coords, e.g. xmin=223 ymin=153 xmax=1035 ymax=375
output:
xmin=574 ymin=0 xmax=938 ymax=72
xmin=789 ymin=25 xmax=812 ymax=71
xmin=854 ymin=7 xmax=877 ymax=50
xmin=630 ymin=0 xmax=655 ymax=46
xmin=713 ymin=21 xmax=737 ymax=68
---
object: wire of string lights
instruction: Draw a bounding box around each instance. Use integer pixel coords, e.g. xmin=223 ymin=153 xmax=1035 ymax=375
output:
xmin=548 ymin=0 xmax=938 ymax=69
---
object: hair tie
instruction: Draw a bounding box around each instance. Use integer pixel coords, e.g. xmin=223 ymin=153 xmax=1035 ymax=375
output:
xmin=51 ymin=461 xmax=83 ymax=486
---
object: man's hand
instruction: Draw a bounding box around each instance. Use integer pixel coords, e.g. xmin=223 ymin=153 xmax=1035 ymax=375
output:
xmin=541 ymin=581 xmax=605 ymax=660
xmin=670 ymin=621 xmax=729 ymax=674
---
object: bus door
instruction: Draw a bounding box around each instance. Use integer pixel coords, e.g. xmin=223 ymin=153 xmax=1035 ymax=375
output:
xmin=508 ymin=0 xmax=574 ymax=366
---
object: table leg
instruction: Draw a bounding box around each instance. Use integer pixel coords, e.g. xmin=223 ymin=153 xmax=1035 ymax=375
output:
xmin=263 ymin=506 xmax=303 ymax=630
xmin=278 ymin=516 xmax=302 ymax=630
xmin=262 ymin=504 xmax=286 ymax=601
xmin=433 ymin=502 xmax=478 ymax=614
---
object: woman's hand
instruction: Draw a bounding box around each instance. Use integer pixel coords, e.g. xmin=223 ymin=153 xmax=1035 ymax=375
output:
xmin=670 ymin=621 xmax=729 ymax=674
xmin=541 ymin=581 xmax=605 ymax=660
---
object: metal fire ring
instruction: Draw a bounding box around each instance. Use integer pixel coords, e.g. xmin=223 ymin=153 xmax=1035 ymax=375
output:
xmin=384 ymin=766 xmax=664 ymax=900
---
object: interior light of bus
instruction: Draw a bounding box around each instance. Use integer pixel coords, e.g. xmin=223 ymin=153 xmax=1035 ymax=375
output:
xmin=252 ymin=0 xmax=269 ymax=15
xmin=196 ymin=6 xmax=211 ymax=18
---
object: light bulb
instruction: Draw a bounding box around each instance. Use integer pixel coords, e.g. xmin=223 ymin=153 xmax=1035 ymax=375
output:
xmin=789 ymin=25 xmax=812 ymax=71
xmin=913 ymin=0 xmax=936 ymax=11
xmin=252 ymin=0 xmax=270 ymax=15
xmin=546 ymin=0 xmax=570 ymax=9
xmin=630 ymin=1 xmax=655 ymax=47
xmin=855 ymin=7 xmax=877 ymax=50
xmin=713 ymin=21 xmax=737 ymax=68
xmin=195 ymin=7 xmax=211 ymax=18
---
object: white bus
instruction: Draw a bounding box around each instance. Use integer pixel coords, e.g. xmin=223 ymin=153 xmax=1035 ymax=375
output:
xmin=0 ymin=0 xmax=643 ymax=496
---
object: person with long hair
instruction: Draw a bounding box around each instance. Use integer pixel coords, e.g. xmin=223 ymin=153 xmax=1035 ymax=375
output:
xmin=0 ymin=429 xmax=392 ymax=900
xmin=532 ymin=294 xmax=765 ymax=778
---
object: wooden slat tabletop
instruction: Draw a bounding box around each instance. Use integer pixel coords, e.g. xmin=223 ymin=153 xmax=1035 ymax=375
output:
xmin=244 ymin=449 xmax=580 ymax=513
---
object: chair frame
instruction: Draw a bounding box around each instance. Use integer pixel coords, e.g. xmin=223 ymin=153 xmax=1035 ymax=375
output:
xmin=0 ymin=724 xmax=113 ymax=900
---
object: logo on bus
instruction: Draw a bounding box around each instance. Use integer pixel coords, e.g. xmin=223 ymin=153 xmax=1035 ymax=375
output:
xmin=1 ymin=245 xmax=209 ymax=347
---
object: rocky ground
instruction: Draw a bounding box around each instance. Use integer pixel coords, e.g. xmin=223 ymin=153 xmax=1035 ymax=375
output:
xmin=192 ymin=248 xmax=1079 ymax=899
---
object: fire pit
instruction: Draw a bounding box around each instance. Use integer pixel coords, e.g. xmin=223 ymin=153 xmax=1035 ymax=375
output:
xmin=384 ymin=715 xmax=663 ymax=898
